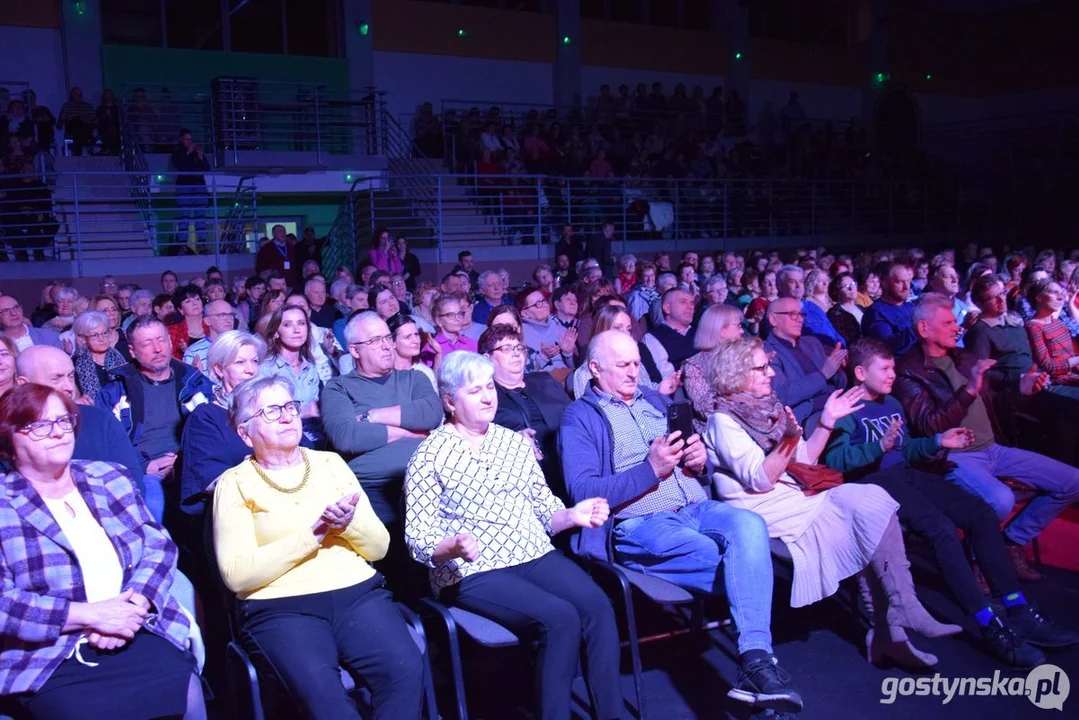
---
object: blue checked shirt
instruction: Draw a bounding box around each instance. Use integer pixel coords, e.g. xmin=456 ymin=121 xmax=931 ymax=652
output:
xmin=592 ymin=387 xmax=708 ymax=519
xmin=0 ymin=460 xmax=190 ymax=694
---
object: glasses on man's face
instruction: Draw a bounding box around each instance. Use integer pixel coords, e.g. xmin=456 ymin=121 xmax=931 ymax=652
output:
xmin=522 ymin=299 xmax=548 ymax=311
xmin=102 ymin=282 xmax=117 ymax=289
xmin=84 ymin=330 xmax=111 ymax=342
xmin=439 ymin=311 xmax=467 ymax=320
xmin=207 ymin=312 xmax=237 ymax=320
xmin=494 ymin=343 xmax=527 ymax=356
xmin=390 ymin=279 xmax=405 ymax=286
xmin=774 ymin=311 xmax=806 ymax=320
xmin=351 ymin=334 xmax=393 ymax=349
xmin=839 ymin=282 xmax=856 ymax=291
xmin=245 ymin=400 xmax=301 ymax=424
xmin=0 ymin=304 xmax=22 ymax=316
xmin=21 ymin=414 xmax=77 ymax=439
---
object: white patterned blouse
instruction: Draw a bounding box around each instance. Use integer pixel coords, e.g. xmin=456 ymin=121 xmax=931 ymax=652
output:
xmin=404 ymin=422 xmax=565 ymax=594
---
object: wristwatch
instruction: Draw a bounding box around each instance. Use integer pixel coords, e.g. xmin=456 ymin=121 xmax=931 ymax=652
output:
xmin=358 ymin=410 xmax=371 ymax=423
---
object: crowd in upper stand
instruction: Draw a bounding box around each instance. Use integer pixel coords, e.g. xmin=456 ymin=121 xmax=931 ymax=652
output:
xmin=2 ymin=231 xmax=1079 ymax=719
xmin=415 ymin=83 xmax=904 ymax=183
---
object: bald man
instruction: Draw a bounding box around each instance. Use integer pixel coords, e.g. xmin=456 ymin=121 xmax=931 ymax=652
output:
xmin=182 ymin=299 xmax=237 ymax=371
xmin=559 ymin=331 xmax=803 ymax=712
xmin=764 ymin=296 xmax=847 ymax=433
xmin=15 ymin=345 xmax=145 ymax=497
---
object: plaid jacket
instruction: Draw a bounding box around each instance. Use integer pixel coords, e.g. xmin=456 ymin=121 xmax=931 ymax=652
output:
xmin=0 ymin=460 xmax=190 ymax=695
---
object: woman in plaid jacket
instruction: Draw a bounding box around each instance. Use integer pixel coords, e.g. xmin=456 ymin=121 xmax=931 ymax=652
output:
xmin=0 ymin=383 xmax=204 ymax=719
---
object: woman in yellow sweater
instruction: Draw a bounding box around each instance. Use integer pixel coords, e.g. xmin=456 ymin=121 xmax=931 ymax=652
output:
xmin=212 ymin=375 xmax=424 ymax=719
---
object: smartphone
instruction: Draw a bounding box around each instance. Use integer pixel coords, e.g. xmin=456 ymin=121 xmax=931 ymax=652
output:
xmin=666 ymin=402 xmax=695 ymax=441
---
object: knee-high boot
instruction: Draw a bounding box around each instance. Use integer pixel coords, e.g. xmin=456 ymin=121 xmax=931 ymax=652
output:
xmin=857 ymin=572 xmax=938 ymax=669
xmin=870 ymin=515 xmax=963 ymax=639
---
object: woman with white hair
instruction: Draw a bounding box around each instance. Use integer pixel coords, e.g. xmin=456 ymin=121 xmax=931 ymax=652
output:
xmin=43 ymin=286 xmax=79 ymax=334
xmin=405 ymin=352 xmax=623 ymax=720
xmin=72 ymin=310 xmax=126 ymax=403
xmin=178 ymin=331 xmax=266 ymax=520
xmin=704 ymin=336 xmax=962 ymax=670
xmin=214 ymin=375 xmax=424 ymax=719
xmin=682 ymin=303 xmax=744 ymax=434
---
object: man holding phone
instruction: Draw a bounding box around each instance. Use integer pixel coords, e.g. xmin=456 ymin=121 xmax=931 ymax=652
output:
xmin=559 ymin=330 xmax=802 ymax=714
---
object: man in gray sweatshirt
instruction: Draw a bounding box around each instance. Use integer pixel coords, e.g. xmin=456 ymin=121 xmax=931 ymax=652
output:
xmin=322 ymin=311 xmax=444 ymax=599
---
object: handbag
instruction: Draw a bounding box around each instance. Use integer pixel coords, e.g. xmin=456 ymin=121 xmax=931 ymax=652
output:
xmin=786 ymin=461 xmax=845 ymax=496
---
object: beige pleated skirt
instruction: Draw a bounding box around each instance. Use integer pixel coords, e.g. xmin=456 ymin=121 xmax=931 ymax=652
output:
xmin=783 ymin=483 xmax=899 ymax=608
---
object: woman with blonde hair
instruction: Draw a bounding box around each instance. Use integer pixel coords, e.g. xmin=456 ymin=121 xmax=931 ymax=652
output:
xmin=682 ymin=303 xmax=744 ymax=434
xmin=703 ymin=336 xmax=961 ymax=670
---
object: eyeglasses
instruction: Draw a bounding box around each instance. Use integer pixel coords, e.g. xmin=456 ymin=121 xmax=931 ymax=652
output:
xmin=774 ymin=311 xmax=806 ymax=320
xmin=101 ymin=282 xmax=118 ymax=289
xmin=390 ymin=279 xmax=405 ymax=286
xmin=0 ymin=304 xmax=22 ymax=316
xmin=839 ymin=282 xmax=857 ymax=291
xmin=438 ymin=311 xmax=467 ymax=320
xmin=83 ymin=330 xmax=111 ymax=341
xmin=21 ymin=414 xmax=77 ymax=439
xmin=493 ymin=343 xmax=527 ymax=356
xmin=351 ymin=334 xmax=393 ymax=348
xmin=243 ymin=400 xmax=301 ymax=424
xmin=749 ymin=363 xmax=771 ymax=374
xmin=206 ymin=312 xmax=237 ymax=320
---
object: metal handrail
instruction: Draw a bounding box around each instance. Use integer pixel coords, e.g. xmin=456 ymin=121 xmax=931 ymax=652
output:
xmin=118 ymin=100 xmax=159 ymax=249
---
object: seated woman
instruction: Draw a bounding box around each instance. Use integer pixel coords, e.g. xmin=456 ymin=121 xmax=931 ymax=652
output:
xmin=72 ymin=310 xmax=126 ymax=404
xmin=213 ymin=375 xmax=424 ymax=719
xmin=487 ymin=303 xmax=543 ymax=373
xmin=178 ymin=331 xmax=265 ymax=521
xmin=0 ymin=334 xmax=16 ymax=397
xmin=92 ymin=294 xmax=131 ymax=360
xmin=388 ymin=311 xmax=437 ymax=391
xmin=704 ymin=337 xmax=962 ymax=670
xmin=404 ymin=352 xmax=622 ymax=720
xmin=0 ymin=383 xmax=204 ymax=719
xmin=258 ymin=304 xmax=324 ymax=446
xmin=1025 ymin=278 xmax=1079 ymax=385
xmin=169 ymin=284 xmax=207 ymax=361
xmin=827 ymin=272 xmax=862 ymax=348
xmin=370 ymin=285 xmax=403 ymax=321
xmin=479 ymin=325 xmax=572 ymax=498
xmin=682 ymin=303 xmax=744 ymax=435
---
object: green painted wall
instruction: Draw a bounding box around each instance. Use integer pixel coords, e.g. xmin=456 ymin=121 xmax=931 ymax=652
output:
xmin=257 ymin=196 xmax=345 ymax=237
xmin=102 ymin=45 xmax=350 ymax=95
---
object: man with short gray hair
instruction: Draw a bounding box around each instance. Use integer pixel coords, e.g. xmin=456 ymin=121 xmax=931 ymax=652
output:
xmin=777 ymin=264 xmax=844 ymax=347
xmin=182 ymin=299 xmax=236 ymax=371
xmin=322 ymin=311 xmax=443 ymax=525
xmin=472 ymin=270 xmax=512 ymax=325
xmin=322 ymin=311 xmax=444 ymax=599
xmin=560 ymin=330 xmax=802 ymax=712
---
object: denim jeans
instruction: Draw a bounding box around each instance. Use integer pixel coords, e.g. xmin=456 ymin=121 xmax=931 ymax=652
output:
xmin=947 ymin=443 xmax=1079 ymax=546
xmin=612 ymin=500 xmax=774 ymax=654
xmin=175 ymin=185 xmax=208 ymax=247
xmin=142 ymin=473 xmax=166 ymax=524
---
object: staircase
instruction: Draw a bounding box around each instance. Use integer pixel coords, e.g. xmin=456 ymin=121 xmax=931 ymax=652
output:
xmin=51 ymin=156 xmax=155 ymax=259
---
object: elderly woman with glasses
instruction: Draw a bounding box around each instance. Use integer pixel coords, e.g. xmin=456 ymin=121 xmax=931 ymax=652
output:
xmin=0 ymin=383 xmax=204 ymax=719
xmin=72 ymin=310 xmax=126 ymax=404
xmin=405 ymin=352 xmax=622 ymax=720
xmin=213 ymin=375 xmax=424 ymax=719
xmin=703 ymin=336 xmax=962 ymax=670
xmin=92 ymin=294 xmax=131 ymax=360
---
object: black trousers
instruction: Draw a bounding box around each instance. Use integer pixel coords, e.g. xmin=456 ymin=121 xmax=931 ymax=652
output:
xmin=861 ymin=466 xmax=1020 ymax=614
xmin=238 ymin=575 xmax=425 ymax=720
xmin=443 ymin=551 xmax=623 ymax=720
xmin=64 ymin=117 xmax=94 ymax=155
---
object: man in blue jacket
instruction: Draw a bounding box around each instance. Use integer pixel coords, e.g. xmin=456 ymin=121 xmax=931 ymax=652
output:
xmin=861 ymin=262 xmax=918 ymax=355
xmin=560 ymin=330 xmax=802 ymax=713
xmin=97 ymin=316 xmax=214 ymax=522
xmin=764 ymin=297 xmax=846 ymax=433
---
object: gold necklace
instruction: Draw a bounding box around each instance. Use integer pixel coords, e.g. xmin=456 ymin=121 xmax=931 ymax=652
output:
xmin=249 ymin=449 xmax=310 ymax=494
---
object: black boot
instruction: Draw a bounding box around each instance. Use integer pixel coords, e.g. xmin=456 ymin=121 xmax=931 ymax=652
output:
xmin=981 ymin=616 xmax=1045 ymax=668
xmin=1006 ymin=604 xmax=1079 ymax=649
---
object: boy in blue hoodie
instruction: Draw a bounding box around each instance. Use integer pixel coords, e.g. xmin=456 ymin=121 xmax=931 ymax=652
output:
xmin=824 ymin=338 xmax=1078 ymax=667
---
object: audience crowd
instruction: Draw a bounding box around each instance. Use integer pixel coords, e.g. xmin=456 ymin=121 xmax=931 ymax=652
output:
xmin=2 ymin=230 xmax=1079 ymax=719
